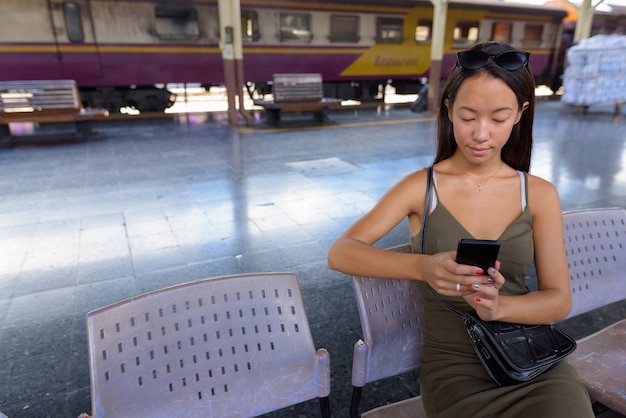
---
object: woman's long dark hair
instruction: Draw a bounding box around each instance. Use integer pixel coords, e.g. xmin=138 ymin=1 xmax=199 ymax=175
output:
xmin=434 ymin=42 xmax=536 ymax=172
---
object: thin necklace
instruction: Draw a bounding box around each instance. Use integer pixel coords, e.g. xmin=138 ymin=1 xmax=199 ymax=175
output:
xmin=451 ymin=159 xmax=504 ymax=192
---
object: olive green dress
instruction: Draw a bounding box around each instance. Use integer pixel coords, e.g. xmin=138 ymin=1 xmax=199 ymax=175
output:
xmin=409 ymin=170 xmax=593 ymax=418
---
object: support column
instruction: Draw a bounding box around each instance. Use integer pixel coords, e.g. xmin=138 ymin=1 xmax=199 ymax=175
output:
xmin=428 ymin=0 xmax=449 ymax=113
xmin=218 ymin=0 xmax=253 ymax=126
xmin=574 ymin=0 xmax=601 ymax=43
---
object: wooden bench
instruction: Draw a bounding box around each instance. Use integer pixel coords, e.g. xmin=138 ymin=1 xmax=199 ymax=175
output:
xmin=253 ymin=73 xmax=341 ymax=125
xmin=0 ymin=79 xmax=108 ymax=144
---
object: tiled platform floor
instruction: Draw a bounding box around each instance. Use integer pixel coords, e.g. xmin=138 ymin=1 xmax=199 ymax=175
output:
xmin=1 ymin=101 xmax=625 ymax=417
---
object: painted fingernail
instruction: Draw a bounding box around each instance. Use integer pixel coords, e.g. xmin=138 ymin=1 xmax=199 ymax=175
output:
xmin=475 ymin=297 xmax=482 ymax=303
xmin=472 ymin=283 xmax=481 ymax=290
xmin=489 ymin=267 xmax=496 ymax=275
xmin=476 ymin=269 xmax=484 ymax=275
xmin=487 ymin=277 xmax=495 ymax=283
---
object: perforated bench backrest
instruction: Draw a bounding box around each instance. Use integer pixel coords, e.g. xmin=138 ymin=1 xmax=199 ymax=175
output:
xmin=86 ymin=272 xmax=330 ymax=417
xmin=0 ymin=79 xmax=81 ymax=114
xmin=563 ymin=207 xmax=626 ymax=319
xmin=351 ymin=244 xmax=424 ymax=387
xmin=272 ymin=73 xmax=323 ymax=102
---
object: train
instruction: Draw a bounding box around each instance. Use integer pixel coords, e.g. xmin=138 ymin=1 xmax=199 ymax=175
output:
xmin=0 ymin=0 xmax=571 ymax=113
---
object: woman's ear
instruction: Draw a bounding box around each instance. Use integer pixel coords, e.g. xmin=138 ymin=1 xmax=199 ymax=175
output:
xmin=445 ymin=98 xmax=453 ymax=122
xmin=515 ymin=101 xmax=530 ymax=124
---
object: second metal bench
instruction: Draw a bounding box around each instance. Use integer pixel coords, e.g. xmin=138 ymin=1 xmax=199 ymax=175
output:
xmin=253 ymin=73 xmax=341 ymax=125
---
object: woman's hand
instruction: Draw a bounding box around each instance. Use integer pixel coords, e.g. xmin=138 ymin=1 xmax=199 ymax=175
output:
xmin=463 ymin=262 xmax=505 ymax=321
xmin=420 ymin=252 xmax=501 ymax=298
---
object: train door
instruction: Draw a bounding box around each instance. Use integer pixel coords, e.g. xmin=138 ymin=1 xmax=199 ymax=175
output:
xmin=48 ymin=0 xmax=102 ymax=84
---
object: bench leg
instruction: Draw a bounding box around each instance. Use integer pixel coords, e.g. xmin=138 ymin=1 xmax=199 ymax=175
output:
xmin=266 ymin=109 xmax=281 ymax=126
xmin=76 ymin=121 xmax=100 ymax=140
xmin=313 ymin=108 xmax=328 ymax=122
xmin=0 ymin=124 xmax=11 ymax=147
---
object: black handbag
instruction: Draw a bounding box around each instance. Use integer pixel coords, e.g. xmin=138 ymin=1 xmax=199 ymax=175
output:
xmin=420 ymin=166 xmax=577 ymax=386
xmin=456 ymin=310 xmax=577 ymax=386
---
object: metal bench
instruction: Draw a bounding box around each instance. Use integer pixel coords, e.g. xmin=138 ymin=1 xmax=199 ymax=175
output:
xmin=0 ymin=79 xmax=108 ymax=144
xmin=347 ymin=208 xmax=626 ymax=417
xmin=86 ymin=272 xmax=331 ymax=417
xmin=253 ymin=73 xmax=341 ymax=125
xmin=349 ymin=244 xmax=426 ymax=418
xmin=561 ymin=207 xmax=626 ymax=416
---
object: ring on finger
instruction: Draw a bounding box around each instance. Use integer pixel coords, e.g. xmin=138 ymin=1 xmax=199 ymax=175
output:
xmin=455 ymin=283 xmax=461 ymax=293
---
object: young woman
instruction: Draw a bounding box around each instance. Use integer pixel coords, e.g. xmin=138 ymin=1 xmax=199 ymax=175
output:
xmin=328 ymin=42 xmax=594 ymax=417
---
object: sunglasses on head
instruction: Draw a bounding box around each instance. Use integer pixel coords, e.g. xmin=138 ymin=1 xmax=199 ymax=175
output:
xmin=456 ymin=50 xmax=530 ymax=71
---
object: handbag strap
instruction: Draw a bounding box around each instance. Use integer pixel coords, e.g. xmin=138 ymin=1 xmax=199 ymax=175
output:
xmin=420 ymin=165 xmax=473 ymax=322
xmin=420 ymin=166 xmax=433 ymax=255
xmin=428 ymin=285 xmax=473 ymax=320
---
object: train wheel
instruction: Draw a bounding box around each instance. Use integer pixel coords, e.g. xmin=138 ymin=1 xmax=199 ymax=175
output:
xmin=143 ymin=95 xmax=162 ymax=113
xmin=124 ymin=87 xmax=174 ymax=113
xmin=358 ymin=81 xmax=384 ymax=103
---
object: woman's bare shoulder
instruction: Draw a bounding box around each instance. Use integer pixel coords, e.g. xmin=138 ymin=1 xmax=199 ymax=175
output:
xmin=394 ymin=167 xmax=430 ymax=188
xmin=527 ymin=173 xmax=559 ymax=195
xmin=383 ymin=167 xmax=431 ymax=212
xmin=527 ymin=173 xmax=561 ymax=215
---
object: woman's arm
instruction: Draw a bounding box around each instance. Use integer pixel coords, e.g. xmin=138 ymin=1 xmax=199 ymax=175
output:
xmin=328 ymin=168 xmax=492 ymax=295
xmin=327 ymin=169 xmax=427 ymax=280
xmin=494 ymin=175 xmax=572 ymax=323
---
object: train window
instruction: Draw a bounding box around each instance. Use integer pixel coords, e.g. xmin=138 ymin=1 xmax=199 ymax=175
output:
xmin=491 ymin=22 xmax=512 ymax=43
xmin=454 ymin=21 xmax=479 ymax=44
xmin=63 ymin=2 xmax=84 ymax=43
xmin=523 ymin=24 xmax=543 ymax=45
xmin=279 ymin=12 xmax=313 ymax=42
xmin=330 ymin=15 xmax=360 ymax=43
xmin=241 ymin=9 xmax=260 ymax=42
xmin=377 ymin=17 xmax=403 ymax=43
xmin=415 ymin=19 xmax=432 ymax=42
xmin=154 ymin=6 xmax=200 ymax=41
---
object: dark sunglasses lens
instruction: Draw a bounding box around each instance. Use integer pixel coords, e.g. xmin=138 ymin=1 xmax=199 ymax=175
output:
xmin=457 ymin=51 xmax=489 ymax=70
xmin=494 ymin=52 xmax=528 ymax=70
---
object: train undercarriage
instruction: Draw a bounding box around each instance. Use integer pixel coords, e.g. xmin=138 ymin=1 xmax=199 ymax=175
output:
xmin=79 ymin=85 xmax=177 ymax=113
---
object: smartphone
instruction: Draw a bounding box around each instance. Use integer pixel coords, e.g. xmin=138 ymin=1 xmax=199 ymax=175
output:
xmin=455 ymin=238 xmax=501 ymax=273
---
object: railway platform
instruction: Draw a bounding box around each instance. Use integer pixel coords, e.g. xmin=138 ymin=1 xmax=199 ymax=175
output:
xmin=0 ymin=100 xmax=625 ymax=417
